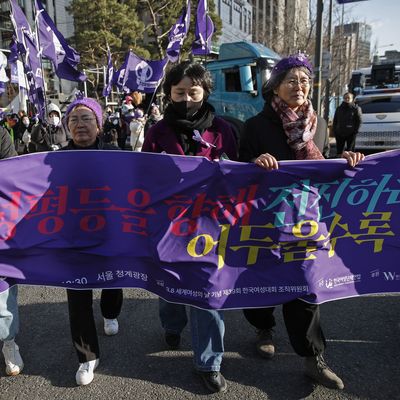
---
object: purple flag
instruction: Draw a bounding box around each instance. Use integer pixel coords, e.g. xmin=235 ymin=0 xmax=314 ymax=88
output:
xmin=114 ymin=51 xmax=168 ymax=93
xmin=9 ymin=0 xmax=46 ymax=118
xmin=34 ymin=0 xmax=86 ymax=82
xmin=9 ymin=0 xmax=32 ymax=44
xmin=20 ymin=34 xmax=46 ymax=119
xmin=0 ymin=51 xmax=8 ymax=90
xmin=102 ymin=46 xmax=113 ymax=97
xmin=337 ymin=0 xmax=368 ymax=3
xmin=166 ymin=0 xmax=191 ymax=62
xmin=8 ymin=37 xmax=19 ymax=84
xmin=192 ymin=0 xmax=214 ymax=55
xmin=8 ymin=37 xmax=18 ymax=64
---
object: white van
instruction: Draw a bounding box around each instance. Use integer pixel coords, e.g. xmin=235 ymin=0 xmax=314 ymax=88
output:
xmin=355 ymin=91 xmax=400 ymax=151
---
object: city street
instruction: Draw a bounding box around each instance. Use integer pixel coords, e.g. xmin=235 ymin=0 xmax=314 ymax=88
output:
xmin=1 ymin=285 xmax=399 ymax=400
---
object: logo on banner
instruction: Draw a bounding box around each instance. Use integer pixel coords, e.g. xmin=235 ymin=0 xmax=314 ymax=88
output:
xmin=135 ymin=61 xmax=153 ymax=88
xmin=382 ymin=271 xmax=400 ymax=281
xmin=318 ymin=274 xmax=362 ymax=289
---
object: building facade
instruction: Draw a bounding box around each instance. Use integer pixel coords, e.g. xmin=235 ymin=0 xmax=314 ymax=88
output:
xmin=0 ymin=0 xmax=74 ymax=52
xmin=251 ymin=0 xmax=309 ymax=55
xmin=215 ymin=0 xmax=253 ymax=45
xmin=0 ymin=0 xmax=77 ymax=108
xmin=332 ymin=22 xmax=372 ymax=95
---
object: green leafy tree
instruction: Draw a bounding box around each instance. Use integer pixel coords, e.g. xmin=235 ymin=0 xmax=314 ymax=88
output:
xmin=137 ymin=0 xmax=222 ymax=61
xmin=67 ymin=0 xmax=148 ymax=95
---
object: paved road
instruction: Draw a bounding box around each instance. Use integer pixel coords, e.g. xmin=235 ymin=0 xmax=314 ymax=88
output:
xmin=1 ymin=286 xmax=399 ymax=400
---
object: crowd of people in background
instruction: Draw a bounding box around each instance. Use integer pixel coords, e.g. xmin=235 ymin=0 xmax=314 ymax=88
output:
xmin=0 ymin=90 xmax=164 ymax=156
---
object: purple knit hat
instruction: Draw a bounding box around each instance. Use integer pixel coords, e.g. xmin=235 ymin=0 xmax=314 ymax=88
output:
xmin=271 ymin=52 xmax=313 ymax=77
xmin=65 ymin=95 xmax=103 ymax=127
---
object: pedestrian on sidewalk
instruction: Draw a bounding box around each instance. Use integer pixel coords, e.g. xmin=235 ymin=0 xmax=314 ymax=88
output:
xmin=333 ymin=92 xmax=362 ymax=155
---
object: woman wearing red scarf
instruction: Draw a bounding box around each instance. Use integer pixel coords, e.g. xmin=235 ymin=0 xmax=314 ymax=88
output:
xmin=239 ymin=53 xmax=364 ymax=391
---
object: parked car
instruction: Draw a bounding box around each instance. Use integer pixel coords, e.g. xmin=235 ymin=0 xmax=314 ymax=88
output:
xmin=355 ymin=91 xmax=400 ymax=151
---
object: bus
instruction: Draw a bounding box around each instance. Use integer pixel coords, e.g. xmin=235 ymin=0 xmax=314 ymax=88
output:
xmin=349 ymin=63 xmax=400 ymax=95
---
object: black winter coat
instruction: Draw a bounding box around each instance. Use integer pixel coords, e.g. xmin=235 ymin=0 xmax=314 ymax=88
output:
xmin=31 ymin=123 xmax=69 ymax=151
xmin=333 ymin=102 xmax=362 ymax=138
xmin=239 ymin=102 xmax=330 ymax=162
xmin=0 ymin=127 xmax=18 ymax=159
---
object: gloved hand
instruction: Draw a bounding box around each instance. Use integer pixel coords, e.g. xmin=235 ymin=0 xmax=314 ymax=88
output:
xmin=50 ymin=144 xmax=59 ymax=151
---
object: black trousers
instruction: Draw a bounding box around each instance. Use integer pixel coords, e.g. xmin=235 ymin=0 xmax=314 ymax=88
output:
xmin=335 ymin=133 xmax=357 ymax=154
xmin=243 ymin=299 xmax=326 ymax=357
xmin=66 ymin=289 xmax=123 ymax=363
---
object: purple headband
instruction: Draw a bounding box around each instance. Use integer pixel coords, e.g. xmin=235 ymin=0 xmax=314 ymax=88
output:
xmin=65 ymin=96 xmax=103 ymax=127
xmin=272 ymin=53 xmax=313 ymax=77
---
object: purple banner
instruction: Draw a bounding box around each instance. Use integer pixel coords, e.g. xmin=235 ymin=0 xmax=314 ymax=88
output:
xmin=0 ymin=150 xmax=399 ymax=309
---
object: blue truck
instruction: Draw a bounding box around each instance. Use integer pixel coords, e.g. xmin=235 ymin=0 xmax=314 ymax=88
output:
xmin=205 ymin=41 xmax=281 ymax=136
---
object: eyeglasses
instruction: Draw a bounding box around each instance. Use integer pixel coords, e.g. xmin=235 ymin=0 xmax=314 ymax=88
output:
xmin=283 ymin=79 xmax=311 ymax=88
xmin=68 ymin=116 xmax=96 ymax=125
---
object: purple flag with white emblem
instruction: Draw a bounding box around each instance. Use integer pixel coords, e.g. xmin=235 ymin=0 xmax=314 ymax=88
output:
xmin=20 ymin=34 xmax=46 ymax=119
xmin=166 ymin=0 xmax=191 ymax=62
xmin=114 ymin=51 xmax=168 ymax=93
xmin=9 ymin=0 xmax=46 ymax=118
xmin=102 ymin=46 xmax=113 ymax=97
xmin=34 ymin=0 xmax=86 ymax=82
xmin=192 ymin=0 xmax=214 ymax=55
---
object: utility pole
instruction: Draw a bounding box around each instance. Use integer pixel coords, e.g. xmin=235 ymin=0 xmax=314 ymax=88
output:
xmin=337 ymin=3 xmax=345 ymax=107
xmin=312 ymin=0 xmax=324 ymax=116
xmin=323 ymin=0 xmax=333 ymax=122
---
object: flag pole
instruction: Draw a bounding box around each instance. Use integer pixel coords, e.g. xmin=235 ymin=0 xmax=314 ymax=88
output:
xmin=33 ymin=2 xmax=49 ymax=118
xmin=144 ymin=60 xmax=169 ymax=116
xmin=204 ymin=0 xmax=208 ymax=65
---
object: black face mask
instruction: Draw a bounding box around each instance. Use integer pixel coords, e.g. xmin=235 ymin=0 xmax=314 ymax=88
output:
xmin=171 ymin=100 xmax=203 ymax=119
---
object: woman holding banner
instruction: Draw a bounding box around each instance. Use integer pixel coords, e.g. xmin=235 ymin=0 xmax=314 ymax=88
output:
xmin=239 ymin=53 xmax=364 ymax=391
xmin=61 ymin=97 xmax=123 ymax=386
xmin=142 ymin=61 xmax=237 ymax=393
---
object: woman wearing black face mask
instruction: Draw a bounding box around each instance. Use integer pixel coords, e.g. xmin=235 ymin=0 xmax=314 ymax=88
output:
xmin=142 ymin=61 xmax=237 ymax=394
xmin=143 ymin=61 xmax=237 ymax=159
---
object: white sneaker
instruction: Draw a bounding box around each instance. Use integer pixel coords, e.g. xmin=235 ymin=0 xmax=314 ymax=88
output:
xmin=104 ymin=318 xmax=119 ymax=336
xmin=75 ymin=359 xmax=99 ymax=386
xmin=2 ymin=340 xmax=24 ymax=376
